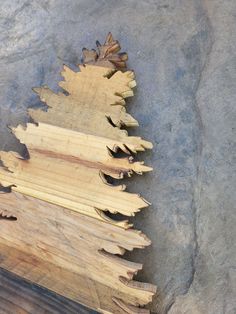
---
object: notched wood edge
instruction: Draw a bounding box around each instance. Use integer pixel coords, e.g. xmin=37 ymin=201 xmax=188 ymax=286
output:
xmin=0 ymin=32 xmax=157 ymax=313
xmin=81 ymin=32 xmax=128 ymax=70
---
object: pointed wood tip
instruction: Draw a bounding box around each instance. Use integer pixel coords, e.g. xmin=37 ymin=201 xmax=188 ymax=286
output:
xmin=81 ymin=33 xmax=128 ymax=70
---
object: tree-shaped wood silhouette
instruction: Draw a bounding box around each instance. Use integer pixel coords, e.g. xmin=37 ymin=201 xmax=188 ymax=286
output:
xmin=0 ymin=33 xmax=156 ymax=314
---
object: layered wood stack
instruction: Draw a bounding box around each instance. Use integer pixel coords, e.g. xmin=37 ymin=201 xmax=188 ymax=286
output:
xmin=0 ymin=33 xmax=156 ymax=314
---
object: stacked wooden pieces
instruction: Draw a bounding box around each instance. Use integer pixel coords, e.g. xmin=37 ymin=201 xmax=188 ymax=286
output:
xmin=0 ymin=33 xmax=156 ymax=314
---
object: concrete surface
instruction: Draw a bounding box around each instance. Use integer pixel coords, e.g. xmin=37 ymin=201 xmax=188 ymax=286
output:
xmin=0 ymin=1 xmax=235 ymax=313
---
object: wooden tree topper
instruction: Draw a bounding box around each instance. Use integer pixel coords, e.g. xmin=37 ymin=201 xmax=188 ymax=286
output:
xmin=0 ymin=33 xmax=156 ymax=314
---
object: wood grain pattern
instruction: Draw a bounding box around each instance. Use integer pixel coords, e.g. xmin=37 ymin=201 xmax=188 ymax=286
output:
xmin=0 ymin=122 xmax=151 ymax=226
xmin=82 ymin=32 xmax=128 ymax=69
xmin=0 ymin=268 xmax=94 ymax=314
xmin=0 ymin=33 xmax=156 ymax=313
xmin=0 ymin=191 xmax=155 ymax=313
xmin=28 ymin=65 xmax=145 ymax=143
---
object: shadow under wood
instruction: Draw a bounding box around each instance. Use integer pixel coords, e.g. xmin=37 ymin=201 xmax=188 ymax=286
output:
xmin=0 ymin=210 xmax=17 ymax=221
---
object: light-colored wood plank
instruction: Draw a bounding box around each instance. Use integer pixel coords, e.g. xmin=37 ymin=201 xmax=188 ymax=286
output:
xmin=0 ymin=33 xmax=156 ymax=313
xmin=0 ymin=191 xmax=156 ymax=313
xmin=0 ymin=121 xmax=152 ymax=226
xmin=28 ymin=65 xmax=144 ymax=142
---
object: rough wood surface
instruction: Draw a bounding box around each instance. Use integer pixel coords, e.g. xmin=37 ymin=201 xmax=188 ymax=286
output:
xmin=0 ymin=34 xmax=156 ymax=313
xmin=0 ymin=268 xmax=93 ymax=314
xmin=82 ymin=32 xmax=128 ymax=69
xmin=0 ymin=191 xmax=155 ymax=313
xmin=0 ymin=122 xmax=151 ymax=227
xmin=28 ymin=65 xmax=144 ymax=142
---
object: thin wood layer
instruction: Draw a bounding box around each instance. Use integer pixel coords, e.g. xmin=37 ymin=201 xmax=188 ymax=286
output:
xmin=0 ymin=268 xmax=92 ymax=314
xmin=0 ymin=191 xmax=155 ymax=313
xmin=0 ymin=122 xmax=151 ymax=227
xmin=29 ymin=65 xmax=146 ymax=145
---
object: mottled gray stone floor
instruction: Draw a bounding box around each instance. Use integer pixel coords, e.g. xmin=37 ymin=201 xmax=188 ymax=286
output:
xmin=0 ymin=1 xmax=235 ymax=313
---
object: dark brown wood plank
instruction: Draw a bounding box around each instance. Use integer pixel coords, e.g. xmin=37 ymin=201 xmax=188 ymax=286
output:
xmin=0 ymin=268 xmax=96 ymax=314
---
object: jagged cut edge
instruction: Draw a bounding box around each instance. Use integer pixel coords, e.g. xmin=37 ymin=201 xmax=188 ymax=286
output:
xmin=0 ymin=191 xmax=156 ymax=312
xmin=0 ymin=33 xmax=156 ymax=313
xmin=82 ymin=32 xmax=128 ymax=70
xmin=28 ymin=65 xmax=143 ymax=143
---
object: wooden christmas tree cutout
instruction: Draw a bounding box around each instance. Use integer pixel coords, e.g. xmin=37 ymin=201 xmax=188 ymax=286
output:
xmin=0 ymin=34 xmax=156 ymax=314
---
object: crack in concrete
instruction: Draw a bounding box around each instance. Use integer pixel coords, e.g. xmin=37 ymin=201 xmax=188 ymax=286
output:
xmin=185 ymin=14 xmax=214 ymax=298
xmin=166 ymin=6 xmax=214 ymax=314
